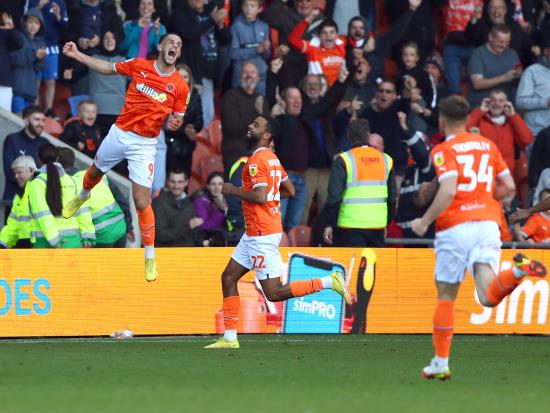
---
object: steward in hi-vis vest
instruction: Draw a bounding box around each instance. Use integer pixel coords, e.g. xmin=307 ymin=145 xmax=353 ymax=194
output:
xmin=0 ymin=156 xmax=37 ymax=248
xmin=28 ymin=143 xmax=96 ymax=248
xmin=320 ymin=119 xmax=397 ymax=247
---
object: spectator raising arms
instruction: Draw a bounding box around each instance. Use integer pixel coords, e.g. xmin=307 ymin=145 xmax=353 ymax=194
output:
xmin=120 ymin=0 xmax=166 ymax=59
xmin=0 ymin=11 xmax=23 ymax=112
xmin=289 ymin=9 xmax=346 ymax=86
xmin=169 ymin=0 xmax=231 ymax=129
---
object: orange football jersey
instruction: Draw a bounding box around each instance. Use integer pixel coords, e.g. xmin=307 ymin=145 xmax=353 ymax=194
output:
xmin=521 ymin=213 xmax=550 ymax=243
xmin=431 ymin=131 xmax=510 ymax=232
xmin=114 ymin=58 xmax=189 ymax=137
xmin=242 ymin=147 xmax=288 ymax=236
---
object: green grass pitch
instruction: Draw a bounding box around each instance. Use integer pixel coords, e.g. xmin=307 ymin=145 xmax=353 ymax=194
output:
xmin=0 ymin=334 xmax=549 ymax=413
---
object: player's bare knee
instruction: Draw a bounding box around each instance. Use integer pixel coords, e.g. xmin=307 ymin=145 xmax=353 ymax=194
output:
xmin=134 ymin=197 xmax=150 ymax=211
xmin=221 ymin=271 xmax=237 ymax=289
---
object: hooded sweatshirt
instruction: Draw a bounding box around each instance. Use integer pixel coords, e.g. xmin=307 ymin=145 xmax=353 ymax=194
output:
xmin=515 ymin=56 xmax=550 ymax=136
xmin=25 ymin=0 xmax=69 ymax=49
xmin=9 ymin=7 xmax=46 ymax=100
xmin=229 ymin=13 xmax=270 ymax=93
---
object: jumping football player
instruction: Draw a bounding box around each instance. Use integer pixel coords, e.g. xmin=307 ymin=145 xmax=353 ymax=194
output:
xmin=411 ymin=95 xmax=546 ymax=380
xmin=61 ymin=33 xmax=189 ymax=282
xmin=205 ymin=115 xmax=352 ymax=349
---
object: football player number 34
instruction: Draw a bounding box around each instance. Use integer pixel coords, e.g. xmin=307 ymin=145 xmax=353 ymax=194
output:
xmin=456 ymin=154 xmax=493 ymax=192
xmin=267 ymin=170 xmax=282 ymax=201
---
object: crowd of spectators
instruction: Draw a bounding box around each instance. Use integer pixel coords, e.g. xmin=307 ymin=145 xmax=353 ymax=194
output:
xmin=1 ymin=0 xmax=550 ymax=248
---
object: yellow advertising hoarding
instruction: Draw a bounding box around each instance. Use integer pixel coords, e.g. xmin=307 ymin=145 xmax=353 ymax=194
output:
xmin=0 ymin=248 xmax=548 ymax=337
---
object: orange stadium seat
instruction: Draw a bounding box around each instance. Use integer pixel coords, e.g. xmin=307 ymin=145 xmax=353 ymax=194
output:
xmin=191 ymin=138 xmax=215 ymax=175
xmin=44 ymin=117 xmax=64 ymax=138
xmin=187 ymin=172 xmax=203 ymax=197
xmin=207 ymin=119 xmax=222 ymax=155
xmin=288 ymin=225 xmax=312 ymax=247
xmin=198 ymin=154 xmax=224 ymax=182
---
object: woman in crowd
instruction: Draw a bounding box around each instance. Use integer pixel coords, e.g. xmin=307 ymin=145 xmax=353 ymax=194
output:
xmin=120 ymin=0 xmax=166 ymax=59
xmin=28 ymin=143 xmax=95 ymax=248
xmin=193 ymin=171 xmax=227 ymax=246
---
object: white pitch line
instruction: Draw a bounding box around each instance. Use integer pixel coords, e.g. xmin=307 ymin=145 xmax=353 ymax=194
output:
xmin=0 ymin=335 xmax=545 ymax=344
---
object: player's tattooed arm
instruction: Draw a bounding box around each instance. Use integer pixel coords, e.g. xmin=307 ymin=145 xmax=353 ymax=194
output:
xmin=222 ymin=183 xmax=267 ymax=204
xmin=62 ymin=41 xmax=116 ymax=75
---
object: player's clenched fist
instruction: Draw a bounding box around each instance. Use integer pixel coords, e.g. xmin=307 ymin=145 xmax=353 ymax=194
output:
xmin=222 ymin=183 xmax=236 ymax=196
xmin=63 ymin=42 xmax=80 ymax=59
xmin=166 ymin=113 xmax=183 ymax=131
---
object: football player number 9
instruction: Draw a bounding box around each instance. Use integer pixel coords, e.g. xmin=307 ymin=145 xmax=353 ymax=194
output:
xmin=267 ymin=169 xmax=282 ymax=201
xmin=456 ymin=154 xmax=493 ymax=192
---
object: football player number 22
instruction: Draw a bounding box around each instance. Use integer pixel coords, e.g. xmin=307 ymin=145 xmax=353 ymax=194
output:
xmin=251 ymin=255 xmax=265 ymax=270
xmin=456 ymin=154 xmax=493 ymax=192
xmin=267 ymin=170 xmax=282 ymax=201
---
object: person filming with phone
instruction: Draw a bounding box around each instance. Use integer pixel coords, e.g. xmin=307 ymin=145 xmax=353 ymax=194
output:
xmin=466 ymin=90 xmax=532 ymax=176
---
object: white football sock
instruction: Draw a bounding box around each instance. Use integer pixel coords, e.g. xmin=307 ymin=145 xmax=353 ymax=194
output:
xmin=144 ymin=245 xmax=155 ymax=259
xmin=434 ymin=356 xmax=449 ymax=368
xmin=79 ymin=188 xmax=90 ymax=199
xmin=224 ymin=329 xmax=237 ymax=342
xmin=320 ymin=276 xmax=333 ymax=289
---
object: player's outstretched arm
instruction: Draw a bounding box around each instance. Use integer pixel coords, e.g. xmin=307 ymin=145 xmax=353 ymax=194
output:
xmin=411 ymin=176 xmax=457 ymax=236
xmin=222 ymin=183 xmax=267 ymax=204
xmin=510 ymin=194 xmax=550 ymax=224
xmin=62 ymin=41 xmax=117 ymax=76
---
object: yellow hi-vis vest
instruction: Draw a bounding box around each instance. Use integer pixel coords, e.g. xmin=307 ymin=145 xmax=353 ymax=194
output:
xmin=337 ymin=146 xmax=393 ymax=229
xmin=0 ymin=184 xmax=32 ymax=248
xmin=229 ymin=156 xmax=248 ymax=180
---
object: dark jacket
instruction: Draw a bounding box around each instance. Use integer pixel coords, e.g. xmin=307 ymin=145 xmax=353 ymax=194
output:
xmin=386 ymin=0 xmax=435 ymax=60
xmin=396 ymin=130 xmax=436 ymax=238
xmin=152 ymin=189 xmax=199 ymax=247
xmin=358 ymin=9 xmax=415 ymax=82
xmin=169 ymin=0 xmax=231 ymax=82
xmin=528 ymin=127 xmax=550 ymax=188
xmin=0 ymin=23 xmax=24 ymax=88
xmin=165 ymin=91 xmax=203 ymax=175
xmin=10 ymin=7 xmax=46 ymax=100
xmin=59 ymin=119 xmax=102 ymax=158
xmin=2 ymin=129 xmax=49 ymax=200
xmin=65 ymin=0 xmax=123 ymax=45
xmin=220 ymin=87 xmax=268 ymax=168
